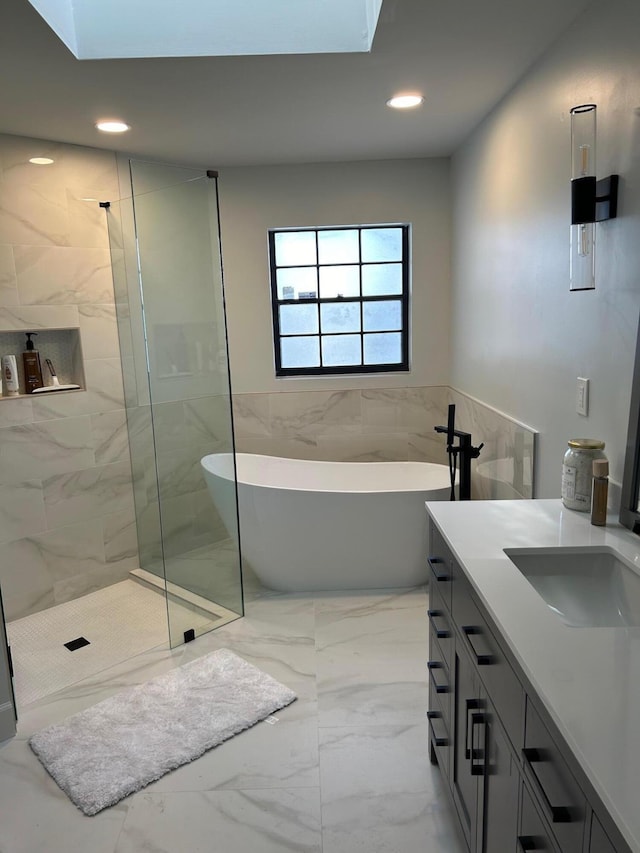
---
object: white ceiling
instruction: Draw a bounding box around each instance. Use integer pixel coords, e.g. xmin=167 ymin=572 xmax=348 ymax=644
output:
xmin=0 ymin=0 xmax=591 ymax=169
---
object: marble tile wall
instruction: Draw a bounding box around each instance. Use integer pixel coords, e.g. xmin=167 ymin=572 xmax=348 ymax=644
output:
xmin=232 ymin=385 xmax=537 ymax=498
xmin=232 ymin=386 xmax=451 ymax=464
xmin=0 ymin=134 xmax=138 ymax=621
xmin=448 ymin=389 xmax=536 ymax=500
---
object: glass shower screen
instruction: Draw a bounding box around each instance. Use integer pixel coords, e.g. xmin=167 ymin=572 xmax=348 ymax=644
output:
xmin=106 ymin=160 xmax=243 ymax=648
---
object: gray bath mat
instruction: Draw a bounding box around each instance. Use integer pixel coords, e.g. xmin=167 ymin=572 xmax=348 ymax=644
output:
xmin=29 ymin=648 xmax=296 ymax=815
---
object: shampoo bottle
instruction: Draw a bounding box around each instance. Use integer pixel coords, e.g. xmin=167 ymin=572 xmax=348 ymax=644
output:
xmin=22 ymin=332 xmax=43 ymax=393
xmin=2 ymin=355 xmax=19 ymax=396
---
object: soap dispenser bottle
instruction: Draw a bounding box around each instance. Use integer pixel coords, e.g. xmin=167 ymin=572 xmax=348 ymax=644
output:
xmin=23 ymin=332 xmax=43 ymax=393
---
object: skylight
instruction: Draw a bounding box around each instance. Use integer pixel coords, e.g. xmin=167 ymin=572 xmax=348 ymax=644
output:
xmin=27 ymin=0 xmax=384 ymax=59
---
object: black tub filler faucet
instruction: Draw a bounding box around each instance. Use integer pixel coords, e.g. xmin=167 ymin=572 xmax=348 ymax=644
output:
xmin=434 ymin=404 xmax=484 ymax=501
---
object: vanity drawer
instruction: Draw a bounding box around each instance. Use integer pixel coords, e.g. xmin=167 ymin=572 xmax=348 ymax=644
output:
xmin=427 ymin=522 xmax=453 ymax=611
xmin=427 ymin=658 xmax=451 ymax=728
xmin=427 ymin=708 xmax=451 ymax=780
xmin=428 ymin=613 xmax=453 ymax=679
xmin=453 ymin=573 xmax=524 ymax=751
xmin=428 ymin=585 xmax=453 ymax=673
xmin=523 ymin=701 xmax=586 ymax=853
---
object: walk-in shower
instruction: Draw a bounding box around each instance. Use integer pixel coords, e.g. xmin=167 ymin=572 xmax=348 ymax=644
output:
xmin=0 ymin=145 xmax=243 ymax=721
xmin=104 ymin=159 xmax=244 ymax=648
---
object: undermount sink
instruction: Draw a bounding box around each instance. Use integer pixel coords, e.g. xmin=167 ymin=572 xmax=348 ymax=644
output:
xmin=504 ymin=546 xmax=640 ymax=628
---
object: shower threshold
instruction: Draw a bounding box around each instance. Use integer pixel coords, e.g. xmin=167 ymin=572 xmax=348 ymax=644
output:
xmin=129 ymin=567 xmax=239 ymax=629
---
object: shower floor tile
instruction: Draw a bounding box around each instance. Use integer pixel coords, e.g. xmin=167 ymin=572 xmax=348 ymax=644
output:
xmin=7 ymin=580 xmax=211 ymax=708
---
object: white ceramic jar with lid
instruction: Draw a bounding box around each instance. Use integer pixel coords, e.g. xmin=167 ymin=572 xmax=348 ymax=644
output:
xmin=561 ymin=438 xmax=607 ymax=511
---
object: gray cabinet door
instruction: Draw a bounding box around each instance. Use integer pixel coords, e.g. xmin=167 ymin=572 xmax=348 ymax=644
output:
xmin=453 ymin=643 xmax=481 ymax=851
xmin=481 ymin=703 xmax=520 ymax=853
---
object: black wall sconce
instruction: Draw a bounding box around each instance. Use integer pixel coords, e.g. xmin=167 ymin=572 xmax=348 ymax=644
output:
xmin=570 ymin=103 xmax=619 ymax=291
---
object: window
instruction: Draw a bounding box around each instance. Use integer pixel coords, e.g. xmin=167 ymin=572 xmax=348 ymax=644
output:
xmin=268 ymin=224 xmax=409 ymax=376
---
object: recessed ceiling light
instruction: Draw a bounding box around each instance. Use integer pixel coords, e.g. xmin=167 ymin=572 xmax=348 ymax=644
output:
xmin=29 ymin=157 xmax=54 ymax=165
xmin=95 ymin=120 xmax=130 ymax=133
xmin=386 ymin=94 xmax=424 ymax=110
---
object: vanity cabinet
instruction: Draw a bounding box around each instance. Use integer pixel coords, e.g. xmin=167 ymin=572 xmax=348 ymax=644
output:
xmin=427 ymin=518 xmax=632 ymax=853
xmin=429 ymin=522 xmax=522 ymax=853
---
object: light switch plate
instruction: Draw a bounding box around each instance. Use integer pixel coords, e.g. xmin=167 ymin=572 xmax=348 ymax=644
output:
xmin=576 ymin=377 xmax=589 ymax=416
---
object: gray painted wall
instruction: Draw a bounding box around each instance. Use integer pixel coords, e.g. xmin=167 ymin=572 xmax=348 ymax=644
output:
xmin=218 ymin=158 xmax=451 ymax=394
xmin=450 ymin=0 xmax=640 ymax=500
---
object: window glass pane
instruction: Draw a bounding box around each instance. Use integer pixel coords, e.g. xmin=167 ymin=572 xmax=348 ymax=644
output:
xmin=363 ymin=332 xmax=402 ymax=365
xmin=322 ymin=334 xmax=361 ymax=366
xmin=321 ymin=302 xmax=361 ymax=333
xmin=276 ymin=267 xmax=318 ymax=300
xmin=363 ymin=300 xmax=402 ymax=332
xmin=362 ymin=263 xmax=402 ymax=296
xmin=318 ymin=229 xmax=359 ymax=264
xmin=361 ymin=228 xmax=403 ymax=262
xmin=274 ymin=231 xmax=317 ymax=266
xmin=279 ymin=304 xmax=319 ymax=335
xmin=281 ymin=336 xmax=320 ymax=368
xmin=319 ymin=265 xmax=360 ymax=298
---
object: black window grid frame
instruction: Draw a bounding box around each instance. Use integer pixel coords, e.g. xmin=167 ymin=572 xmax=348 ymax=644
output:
xmin=269 ymin=224 xmax=410 ymax=377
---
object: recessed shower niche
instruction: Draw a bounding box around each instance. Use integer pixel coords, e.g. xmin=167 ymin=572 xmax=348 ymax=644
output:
xmin=0 ymin=327 xmax=85 ymax=399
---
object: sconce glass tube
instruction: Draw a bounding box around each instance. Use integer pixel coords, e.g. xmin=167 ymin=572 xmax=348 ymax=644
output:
xmin=570 ymin=104 xmax=596 ymax=291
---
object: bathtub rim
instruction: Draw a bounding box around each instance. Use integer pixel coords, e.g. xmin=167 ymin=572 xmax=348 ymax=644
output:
xmin=201 ymin=451 xmax=457 ymax=496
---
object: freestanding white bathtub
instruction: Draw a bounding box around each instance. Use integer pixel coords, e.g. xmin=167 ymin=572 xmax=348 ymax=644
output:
xmin=201 ymin=452 xmax=454 ymax=591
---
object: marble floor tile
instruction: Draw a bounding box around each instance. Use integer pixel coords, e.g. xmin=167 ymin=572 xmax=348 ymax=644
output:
xmin=148 ymin=691 xmax=319 ymax=793
xmin=114 ymin=789 xmax=322 ymax=853
xmin=316 ymin=641 xmax=429 ymax=727
xmin=0 ymin=738 xmax=128 ymax=853
xmin=1 ymin=583 xmax=467 ymax=853
xmin=314 ymin=586 xmax=428 ymax=650
xmin=319 ymin=722 xmax=432 ymax=796
xmin=186 ymin=632 xmax=317 ymax=688
xmin=319 ymin=722 xmax=465 ymax=853
xmin=321 ymin=789 xmax=465 ymax=853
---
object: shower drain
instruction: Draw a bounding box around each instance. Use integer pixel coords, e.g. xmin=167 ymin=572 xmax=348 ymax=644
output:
xmin=64 ymin=637 xmax=91 ymax=651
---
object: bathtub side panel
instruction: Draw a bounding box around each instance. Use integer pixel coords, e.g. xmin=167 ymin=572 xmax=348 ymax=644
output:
xmin=238 ymin=483 xmax=449 ymax=591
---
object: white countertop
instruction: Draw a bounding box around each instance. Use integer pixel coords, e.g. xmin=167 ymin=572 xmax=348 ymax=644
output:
xmin=425 ymin=498 xmax=640 ymax=853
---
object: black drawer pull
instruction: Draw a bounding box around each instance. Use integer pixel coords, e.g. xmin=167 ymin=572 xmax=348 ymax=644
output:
xmin=464 ymin=698 xmax=481 ymax=758
xmin=470 ymin=712 xmax=486 ymax=776
xmin=428 ymin=609 xmax=451 ymax=639
xmin=461 ymin=625 xmax=494 ymax=665
xmin=427 ymin=661 xmax=449 ymax=693
xmin=427 ymin=711 xmax=449 ymax=747
xmin=516 ymin=837 xmax=538 ymax=852
xmin=428 ymin=556 xmax=450 ymax=582
xmin=522 ymin=748 xmax=573 ymax=824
